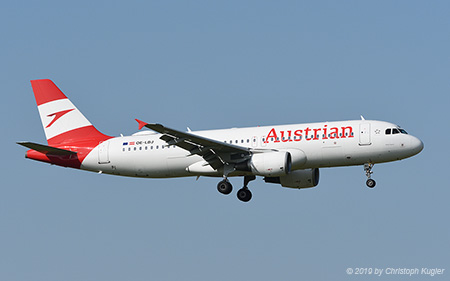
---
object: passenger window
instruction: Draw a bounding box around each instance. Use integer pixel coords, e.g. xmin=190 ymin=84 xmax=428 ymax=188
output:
xmin=393 ymin=128 xmax=400 ymax=134
xmin=385 ymin=128 xmax=391 ymax=135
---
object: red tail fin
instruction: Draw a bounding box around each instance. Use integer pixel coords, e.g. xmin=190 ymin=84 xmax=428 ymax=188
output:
xmin=31 ymin=79 xmax=110 ymax=145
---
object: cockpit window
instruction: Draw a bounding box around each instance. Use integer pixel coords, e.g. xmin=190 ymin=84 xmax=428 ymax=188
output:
xmin=386 ymin=127 xmax=408 ymax=135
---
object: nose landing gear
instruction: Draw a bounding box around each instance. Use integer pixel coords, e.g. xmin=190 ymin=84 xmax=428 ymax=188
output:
xmin=366 ymin=178 xmax=376 ymax=188
xmin=364 ymin=163 xmax=376 ymax=188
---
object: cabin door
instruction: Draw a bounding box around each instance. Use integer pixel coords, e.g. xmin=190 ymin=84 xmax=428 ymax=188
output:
xmin=359 ymin=123 xmax=371 ymax=146
xmin=98 ymin=141 xmax=110 ymax=164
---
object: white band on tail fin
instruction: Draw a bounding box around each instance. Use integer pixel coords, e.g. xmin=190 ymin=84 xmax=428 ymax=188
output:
xmin=37 ymin=98 xmax=92 ymax=140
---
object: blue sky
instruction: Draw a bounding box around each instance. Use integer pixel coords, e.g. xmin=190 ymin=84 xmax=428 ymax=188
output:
xmin=1 ymin=1 xmax=449 ymax=280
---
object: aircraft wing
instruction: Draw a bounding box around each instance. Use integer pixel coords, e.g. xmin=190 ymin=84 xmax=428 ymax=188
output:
xmin=136 ymin=119 xmax=251 ymax=169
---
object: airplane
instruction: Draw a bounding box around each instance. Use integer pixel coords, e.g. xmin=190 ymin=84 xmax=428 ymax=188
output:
xmin=18 ymin=79 xmax=424 ymax=202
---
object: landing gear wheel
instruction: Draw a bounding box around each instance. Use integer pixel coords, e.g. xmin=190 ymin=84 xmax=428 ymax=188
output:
xmin=217 ymin=180 xmax=232 ymax=195
xmin=363 ymin=163 xmax=376 ymax=189
xmin=237 ymin=188 xmax=252 ymax=202
xmin=366 ymin=179 xmax=376 ymax=188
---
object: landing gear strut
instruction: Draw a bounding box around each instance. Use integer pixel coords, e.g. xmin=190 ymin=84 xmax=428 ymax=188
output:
xmin=364 ymin=163 xmax=376 ymax=188
xmin=237 ymin=175 xmax=255 ymax=202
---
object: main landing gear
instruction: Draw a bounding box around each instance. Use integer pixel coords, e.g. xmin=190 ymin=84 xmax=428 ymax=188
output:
xmin=217 ymin=175 xmax=256 ymax=202
xmin=364 ymin=163 xmax=376 ymax=188
xmin=217 ymin=179 xmax=232 ymax=195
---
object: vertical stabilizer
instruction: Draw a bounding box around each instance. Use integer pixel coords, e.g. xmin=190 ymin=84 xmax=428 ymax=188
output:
xmin=31 ymin=79 xmax=110 ymax=145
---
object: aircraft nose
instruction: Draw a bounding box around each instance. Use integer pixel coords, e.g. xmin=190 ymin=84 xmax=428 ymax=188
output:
xmin=410 ymin=136 xmax=424 ymax=155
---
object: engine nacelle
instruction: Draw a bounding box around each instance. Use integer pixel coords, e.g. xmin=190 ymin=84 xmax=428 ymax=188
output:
xmin=240 ymin=151 xmax=292 ymax=177
xmin=279 ymin=148 xmax=307 ymax=170
xmin=264 ymin=168 xmax=319 ymax=189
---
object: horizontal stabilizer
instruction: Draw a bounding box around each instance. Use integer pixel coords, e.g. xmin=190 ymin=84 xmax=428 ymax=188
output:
xmin=17 ymin=141 xmax=77 ymax=155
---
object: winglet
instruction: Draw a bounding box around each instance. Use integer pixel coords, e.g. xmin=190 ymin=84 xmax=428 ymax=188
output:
xmin=135 ymin=119 xmax=148 ymax=130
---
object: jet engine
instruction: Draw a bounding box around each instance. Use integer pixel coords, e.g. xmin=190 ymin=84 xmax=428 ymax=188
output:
xmin=264 ymin=168 xmax=319 ymax=189
xmin=279 ymin=148 xmax=307 ymax=170
xmin=236 ymin=151 xmax=292 ymax=177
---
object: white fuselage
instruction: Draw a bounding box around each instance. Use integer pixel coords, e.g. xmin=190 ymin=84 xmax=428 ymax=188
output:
xmin=81 ymin=120 xmax=423 ymax=178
